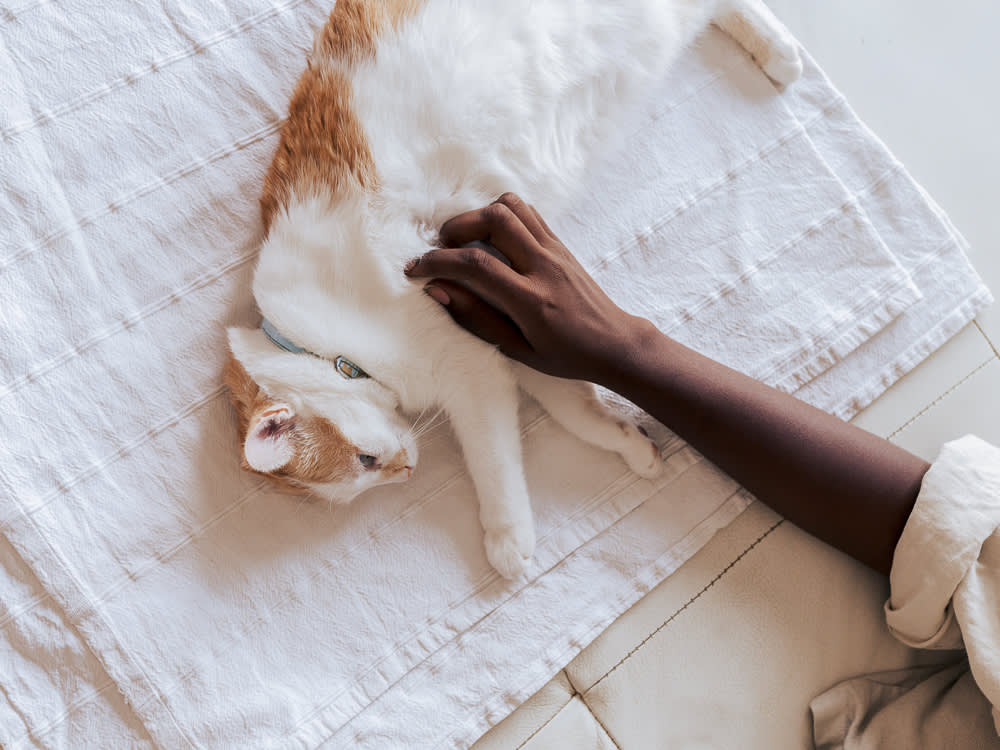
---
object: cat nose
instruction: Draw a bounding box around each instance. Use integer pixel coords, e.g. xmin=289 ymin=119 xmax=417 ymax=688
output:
xmin=383 ymin=449 xmax=414 ymax=479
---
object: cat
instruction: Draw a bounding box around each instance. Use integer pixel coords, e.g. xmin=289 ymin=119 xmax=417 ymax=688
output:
xmin=224 ymin=0 xmax=802 ymax=579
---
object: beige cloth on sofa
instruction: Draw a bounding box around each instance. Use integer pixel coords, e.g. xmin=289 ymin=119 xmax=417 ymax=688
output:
xmin=812 ymin=436 xmax=1000 ymax=749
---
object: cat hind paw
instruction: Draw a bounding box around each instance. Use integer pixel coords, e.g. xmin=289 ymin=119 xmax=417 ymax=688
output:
xmin=619 ymin=422 xmax=664 ymax=479
xmin=763 ymin=49 xmax=803 ymax=87
xmin=484 ymin=522 xmax=535 ymax=580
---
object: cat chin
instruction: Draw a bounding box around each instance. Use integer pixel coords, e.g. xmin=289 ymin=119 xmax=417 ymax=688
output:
xmin=304 ymin=472 xmax=413 ymax=506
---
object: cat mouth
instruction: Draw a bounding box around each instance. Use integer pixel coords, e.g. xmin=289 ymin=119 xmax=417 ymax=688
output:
xmin=385 ymin=465 xmax=415 ymax=484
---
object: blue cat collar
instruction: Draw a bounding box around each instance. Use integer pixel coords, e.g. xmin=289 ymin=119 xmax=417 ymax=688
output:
xmin=261 ymin=317 xmax=309 ymax=355
xmin=260 ymin=317 xmax=370 ymax=380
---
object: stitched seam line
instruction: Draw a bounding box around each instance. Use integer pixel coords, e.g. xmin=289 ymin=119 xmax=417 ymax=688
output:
xmin=10 ymin=494 xmax=198 ymax=748
xmin=108 ymin=421 xmax=670 ymax=723
xmin=7 ymin=678 xmax=117 ymax=749
xmin=0 ymin=250 xmax=256 ymax=402
xmin=425 ymin=489 xmax=749 ymax=750
xmin=749 ymin=165 xmax=909 ymax=385
xmin=582 ymin=518 xmax=784 ymax=694
xmin=826 ymin=290 xmax=994 ymax=420
xmin=9 ymin=385 xmax=225 ymax=522
xmin=974 ymin=320 xmax=1000 ymax=359
xmin=584 ymin=697 xmax=622 ymax=750
xmin=766 ymin=232 xmax=958 ymax=393
xmin=65 ymin=480 xmax=269 ymax=621
xmin=284 ymin=442 xmax=689 ymax=740
xmin=513 ymin=690 xmax=576 ymax=750
xmin=589 ymin=94 xmax=843 ymax=275
xmin=658 ymin=195 xmax=853 ymax=333
xmin=327 ymin=459 xmax=722 ymax=750
xmin=0 ymin=588 xmax=49 ymax=630
xmin=0 ymin=411 xmax=500 ymax=631
xmin=887 ymin=356 xmax=996 ymax=441
xmin=0 ymin=76 xmax=720 ymax=394
xmin=0 ymin=119 xmax=282 ymax=273
xmin=0 ymin=0 xmax=307 ymax=141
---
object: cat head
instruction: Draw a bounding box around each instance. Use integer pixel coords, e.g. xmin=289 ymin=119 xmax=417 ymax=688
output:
xmin=224 ymin=327 xmax=417 ymax=502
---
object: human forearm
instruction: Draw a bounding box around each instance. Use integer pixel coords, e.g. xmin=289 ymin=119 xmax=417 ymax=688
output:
xmin=406 ymin=194 xmax=930 ymax=575
xmin=604 ymin=318 xmax=929 ymax=575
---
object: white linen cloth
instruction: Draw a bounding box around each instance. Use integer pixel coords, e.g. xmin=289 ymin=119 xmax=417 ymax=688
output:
xmin=0 ymin=1 xmax=991 ymax=747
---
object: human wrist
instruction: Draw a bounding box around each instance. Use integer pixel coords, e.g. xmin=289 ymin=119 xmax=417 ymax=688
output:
xmin=589 ymin=314 xmax=667 ymax=391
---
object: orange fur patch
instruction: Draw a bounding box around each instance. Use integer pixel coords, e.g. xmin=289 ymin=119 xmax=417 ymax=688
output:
xmin=381 ymin=448 xmax=410 ymax=476
xmin=259 ymin=65 xmax=376 ymax=231
xmin=223 ymin=350 xmax=270 ymax=440
xmin=259 ymin=0 xmax=424 ymax=231
xmin=315 ymin=0 xmax=423 ymax=64
xmin=278 ymin=415 xmax=358 ymax=484
xmin=222 ymin=352 xmax=360 ymax=488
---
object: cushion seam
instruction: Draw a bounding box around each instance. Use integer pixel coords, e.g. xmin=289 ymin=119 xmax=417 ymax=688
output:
xmin=581 ymin=518 xmax=785 ymax=695
xmin=888 ymin=356 xmax=995 ymax=441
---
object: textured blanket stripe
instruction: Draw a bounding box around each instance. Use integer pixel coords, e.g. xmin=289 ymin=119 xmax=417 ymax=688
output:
xmin=0 ymin=249 xmax=257 ymax=402
xmin=0 ymin=104 xmax=921 ymax=649
xmin=0 ymin=119 xmax=282 ymax=273
xmin=591 ymin=95 xmax=843 ymax=275
xmin=7 ymin=406 xmax=659 ymax=737
xmin=284 ymin=442 xmax=694 ymax=743
xmin=130 ymin=414 xmax=657 ymax=716
xmin=0 ymin=0 xmax=311 ymax=141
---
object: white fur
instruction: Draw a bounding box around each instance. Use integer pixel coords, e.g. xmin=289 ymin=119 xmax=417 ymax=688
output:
xmin=233 ymin=0 xmax=801 ymax=578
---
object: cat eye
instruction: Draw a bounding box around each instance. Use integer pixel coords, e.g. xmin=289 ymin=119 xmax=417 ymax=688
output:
xmin=358 ymin=454 xmax=378 ymax=470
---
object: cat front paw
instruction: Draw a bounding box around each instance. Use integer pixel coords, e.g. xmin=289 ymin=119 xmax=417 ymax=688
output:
xmin=763 ymin=50 xmax=803 ymax=87
xmin=618 ymin=422 xmax=664 ymax=479
xmin=484 ymin=521 xmax=535 ymax=580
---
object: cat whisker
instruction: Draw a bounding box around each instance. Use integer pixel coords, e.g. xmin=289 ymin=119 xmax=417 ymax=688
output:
xmin=410 ymin=406 xmax=445 ymax=439
xmin=408 ymin=402 xmax=436 ymax=434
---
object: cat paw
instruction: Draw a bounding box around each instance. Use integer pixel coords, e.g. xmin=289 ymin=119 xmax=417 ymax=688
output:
xmin=618 ymin=422 xmax=663 ymax=479
xmin=762 ymin=46 xmax=803 ymax=87
xmin=484 ymin=521 xmax=535 ymax=580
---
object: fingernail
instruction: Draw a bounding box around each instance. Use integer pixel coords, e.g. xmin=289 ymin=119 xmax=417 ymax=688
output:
xmin=424 ymin=285 xmax=450 ymax=305
xmin=404 ymin=258 xmax=419 ymax=275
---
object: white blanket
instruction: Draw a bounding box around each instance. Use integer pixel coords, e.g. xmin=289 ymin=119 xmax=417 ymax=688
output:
xmin=0 ymin=1 xmax=991 ymax=748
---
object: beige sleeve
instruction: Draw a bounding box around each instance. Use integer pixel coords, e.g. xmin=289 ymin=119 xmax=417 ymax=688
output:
xmin=884 ymin=434 xmax=1000 ymax=735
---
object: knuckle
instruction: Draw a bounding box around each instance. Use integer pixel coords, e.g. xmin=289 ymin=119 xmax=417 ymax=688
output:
xmin=459 ymin=247 xmax=490 ymax=270
xmin=496 ymin=192 xmax=524 ymax=210
xmin=483 ymin=201 xmax=514 ymax=227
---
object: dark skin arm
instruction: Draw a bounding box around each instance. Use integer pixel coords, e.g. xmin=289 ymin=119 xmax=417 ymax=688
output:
xmin=406 ymin=193 xmax=930 ymax=576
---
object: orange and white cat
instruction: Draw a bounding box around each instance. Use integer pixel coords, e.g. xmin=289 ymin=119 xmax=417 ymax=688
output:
xmin=225 ymin=0 xmax=801 ymax=578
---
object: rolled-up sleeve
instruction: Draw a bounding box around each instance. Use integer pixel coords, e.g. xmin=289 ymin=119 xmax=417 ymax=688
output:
xmin=885 ymin=434 xmax=1000 ymax=734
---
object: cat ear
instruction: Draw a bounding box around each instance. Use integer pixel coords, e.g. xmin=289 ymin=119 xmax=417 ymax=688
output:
xmin=244 ymin=405 xmax=296 ymax=473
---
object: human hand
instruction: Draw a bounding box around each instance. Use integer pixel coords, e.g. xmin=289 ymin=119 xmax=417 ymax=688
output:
xmin=405 ymin=193 xmax=652 ymax=384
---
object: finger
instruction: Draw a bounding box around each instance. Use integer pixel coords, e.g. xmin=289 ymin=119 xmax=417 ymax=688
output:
xmin=437 ymin=200 xmax=539 ymax=271
xmin=493 ymin=192 xmax=549 ymax=241
xmin=405 ymin=246 xmax=531 ymax=315
xmin=527 ymin=202 xmax=557 ymax=240
xmin=424 ymin=281 xmax=534 ymax=361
